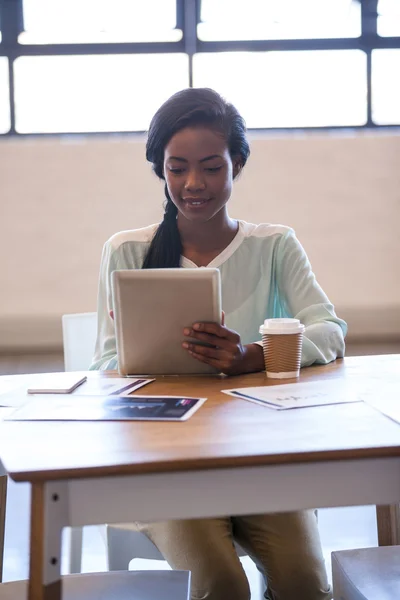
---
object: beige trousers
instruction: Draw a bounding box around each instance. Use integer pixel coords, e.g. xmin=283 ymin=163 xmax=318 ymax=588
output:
xmin=136 ymin=510 xmax=332 ymax=600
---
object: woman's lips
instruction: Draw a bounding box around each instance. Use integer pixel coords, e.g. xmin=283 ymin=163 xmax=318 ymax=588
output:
xmin=182 ymin=197 xmax=211 ymax=207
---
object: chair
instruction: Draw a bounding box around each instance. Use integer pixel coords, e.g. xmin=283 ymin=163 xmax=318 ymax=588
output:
xmin=331 ymin=546 xmax=400 ymax=599
xmin=0 ymin=570 xmax=190 ymax=599
xmin=61 ymin=313 xmax=98 ymax=373
xmin=0 ymin=472 xmax=7 ymax=583
xmin=62 ymin=312 xmax=98 ymax=573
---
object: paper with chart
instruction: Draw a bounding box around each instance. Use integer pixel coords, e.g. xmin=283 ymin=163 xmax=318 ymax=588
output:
xmin=6 ymin=395 xmax=206 ymax=422
xmin=223 ymin=379 xmax=364 ymax=410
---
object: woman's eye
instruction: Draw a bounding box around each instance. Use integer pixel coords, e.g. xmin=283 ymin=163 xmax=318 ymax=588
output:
xmin=169 ymin=167 xmax=185 ymax=174
xmin=205 ymin=166 xmax=223 ymax=173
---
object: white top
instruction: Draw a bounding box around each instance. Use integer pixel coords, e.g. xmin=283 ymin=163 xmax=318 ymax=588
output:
xmin=90 ymin=220 xmax=347 ymax=371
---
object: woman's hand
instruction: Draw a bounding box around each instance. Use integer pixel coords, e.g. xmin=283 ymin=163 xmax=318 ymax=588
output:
xmin=182 ymin=319 xmax=264 ymax=376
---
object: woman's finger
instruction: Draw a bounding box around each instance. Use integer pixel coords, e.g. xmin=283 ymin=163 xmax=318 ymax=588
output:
xmin=187 ymin=350 xmax=223 ymax=370
xmin=183 ymin=330 xmax=236 ymax=351
xmin=182 ymin=341 xmax=232 ymax=361
xmin=190 ymin=322 xmax=240 ymax=342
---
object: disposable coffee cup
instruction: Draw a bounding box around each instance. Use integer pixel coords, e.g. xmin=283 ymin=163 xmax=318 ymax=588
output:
xmin=259 ymin=318 xmax=305 ymax=379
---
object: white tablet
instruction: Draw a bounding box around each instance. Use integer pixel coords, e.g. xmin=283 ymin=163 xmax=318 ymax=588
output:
xmin=111 ymin=268 xmax=222 ymax=376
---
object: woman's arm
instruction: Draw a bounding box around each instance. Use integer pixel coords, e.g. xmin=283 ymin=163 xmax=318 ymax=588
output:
xmin=277 ymin=230 xmax=347 ymax=366
xmin=89 ymin=241 xmax=119 ymax=371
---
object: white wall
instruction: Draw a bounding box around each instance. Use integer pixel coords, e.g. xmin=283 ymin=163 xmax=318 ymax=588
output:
xmin=1 ymin=131 xmax=399 ymax=350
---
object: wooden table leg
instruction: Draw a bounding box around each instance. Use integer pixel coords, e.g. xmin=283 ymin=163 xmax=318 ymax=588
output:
xmin=376 ymin=504 xmax=400 ymax=546
xmin=0 ymin=475 xmax=7 ymax=583
xmin=29 ymin=482 xmax=62 ymax=600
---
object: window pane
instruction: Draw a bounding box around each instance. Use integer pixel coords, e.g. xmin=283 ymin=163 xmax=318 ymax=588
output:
xmin=199 ymin=0 xmax=361 ymax=41
xmin=193 ymin=51 xmax=367 ymax=128
xmin=372 ymin=50 xmax=400 ymax=124
xmin=0 ymin=58 xmax=10 ymax=133
xmin=14 ymin=54 xmax=188 ymax=133
xmin=20 ymin=0 xmax=181 ymax=44
xmin=378 ymin=0 xmax=400 ymax=37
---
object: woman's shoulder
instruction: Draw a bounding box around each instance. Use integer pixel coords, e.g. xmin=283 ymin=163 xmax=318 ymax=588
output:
xmin=239 ymin=220 xmax=294 ymax=239
xmin=106 ymin=223 xmax=159 ymax=251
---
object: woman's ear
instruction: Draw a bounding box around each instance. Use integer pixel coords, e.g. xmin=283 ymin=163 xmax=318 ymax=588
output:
xmin=232 ymin=158 xmax=243 ymax=179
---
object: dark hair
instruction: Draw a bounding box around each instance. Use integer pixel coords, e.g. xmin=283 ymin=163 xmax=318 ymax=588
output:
xmin=142 ymin=88 xmax=250 ymax=269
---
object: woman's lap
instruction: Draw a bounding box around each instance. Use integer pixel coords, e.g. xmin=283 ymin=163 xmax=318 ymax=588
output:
xmin=136 ymin=511 xmax=332 ymax=600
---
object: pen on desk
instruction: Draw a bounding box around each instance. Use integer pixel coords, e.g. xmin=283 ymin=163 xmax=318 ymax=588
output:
xmin=230 ymin=391 xmax=279 ymax=409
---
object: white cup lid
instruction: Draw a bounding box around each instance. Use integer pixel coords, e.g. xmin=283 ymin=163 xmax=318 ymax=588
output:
xmin=259 ymin=318 xmax=305 ymax=335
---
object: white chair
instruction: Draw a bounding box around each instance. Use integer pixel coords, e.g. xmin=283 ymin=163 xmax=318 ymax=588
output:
xmin=62 ymin=312 xmax=98 ymax=574
xmin=0 ymin=471 xmax=7 ymax=583
xmin=0 ymin=570 xmax=190 ymax=600
xmin=62 ymin=313 xmax=98 ymax=373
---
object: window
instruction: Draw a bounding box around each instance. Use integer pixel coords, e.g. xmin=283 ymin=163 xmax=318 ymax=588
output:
xmin=199 ymin=0 xmax=362 ymax=41
xmin=0 ymin=0 xmax=400 ymax=135
xmin=372 ymin=49 xmax=400 ymax=124
xmin=14 ymin=53 xmax=188 ymax=133
xmin=0 ymin=57 xmax=10 ymax=133
xmin=194 ymin=50 xmax=367 ymax=128
xmin=377 ymin=0 xmax=400 ymax=37
xmin=21 ymin=0 xmax=181 ymax=44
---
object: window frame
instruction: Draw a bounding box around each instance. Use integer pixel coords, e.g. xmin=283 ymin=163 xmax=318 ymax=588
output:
xmin=0 ymin=0 xmax=399 ymax=136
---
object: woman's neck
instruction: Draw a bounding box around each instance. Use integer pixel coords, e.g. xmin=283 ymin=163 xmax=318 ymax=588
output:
xmin=178 ymin=210 xmax=238 ymax=256
xmin=177 ymin=210 xmax=239 ymax=267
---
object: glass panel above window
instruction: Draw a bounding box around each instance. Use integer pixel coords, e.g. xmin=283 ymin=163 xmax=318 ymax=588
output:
xmin=372 ymin=50 xmax=400 ymax=124
xmin=193 ymin=50 xmax=367 ymax=128
xmin=0 ymin=58 xmax=10 ymax=133
xmin=14 ymin=54 xmax=189 ymax=133
xmin=20 ymin=0 xmax=181 ymax=44
xmin=377 ymin=0 xmax=400 ymax=37
xmin=198 ymin=0 xmax=361 ymax=41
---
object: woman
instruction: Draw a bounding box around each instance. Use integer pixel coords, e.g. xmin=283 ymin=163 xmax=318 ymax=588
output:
xmin=91 ymin=88 xmax=346 ymax=600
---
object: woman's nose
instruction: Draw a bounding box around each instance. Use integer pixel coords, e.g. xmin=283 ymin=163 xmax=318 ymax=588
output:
xmin=184 ymin=171 xmax=206 ymax=191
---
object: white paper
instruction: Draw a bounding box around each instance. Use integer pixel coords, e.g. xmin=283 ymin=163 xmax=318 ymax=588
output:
xmin=360 ymin=381 xmax=400 ymax=424
xmin=71 ymin=377 xmax=154 ymax=396
xmin=0 ymin=380 xmax=28 ymax=407
xmin=0 ymin=379 xmax=25 ymax=402
xmin=0 ymin=406 xmax=16 ymax=420
xmin=223 ymin=380 xmax=363 ymax=410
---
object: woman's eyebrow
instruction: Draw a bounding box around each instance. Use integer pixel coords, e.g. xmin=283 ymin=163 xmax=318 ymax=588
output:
xmin=199 ymin=154 xmax=223 ymax=163
xmin=167 ymin=154 xmax=223 ymax=163
xmin=167 ymin=156 xmax=187 ymax=162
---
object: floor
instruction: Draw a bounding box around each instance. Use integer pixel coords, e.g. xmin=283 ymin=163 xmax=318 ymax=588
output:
xmin=1 ymin=342 xmax=398 ymax=597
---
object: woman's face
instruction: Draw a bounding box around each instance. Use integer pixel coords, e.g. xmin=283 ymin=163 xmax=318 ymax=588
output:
xmin=163 ymin=126 xmax=240 ymax=223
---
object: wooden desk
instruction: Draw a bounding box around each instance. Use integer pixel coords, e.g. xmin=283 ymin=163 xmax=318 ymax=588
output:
xmin=0 ymin=355 xmax=399 ymax=600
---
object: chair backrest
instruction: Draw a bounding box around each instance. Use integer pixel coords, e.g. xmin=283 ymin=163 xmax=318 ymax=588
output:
xmin=62 ymin=313 xmax=98 ymax=372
